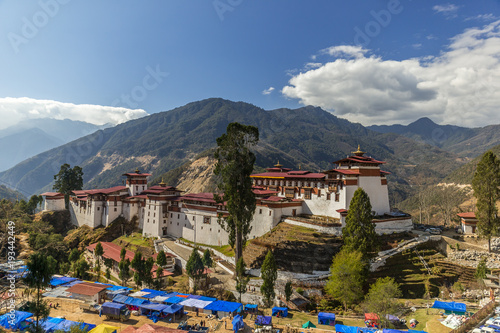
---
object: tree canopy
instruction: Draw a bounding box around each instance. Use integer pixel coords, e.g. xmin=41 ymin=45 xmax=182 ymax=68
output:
xmin=214 ymin=122 xmax=259 ymax=265
xmin=472 ymin=151 xmax=500 ymax=252
xmin=325 ymin=249 xmax=366 ymax=311
xmin=156 ymin=250 xmax=167 ymax=267
xmin=260 ymin=250 xmax=277 ymax=307
xmin=53 ymin=164 xmax=83 ymax=208
xmin=235 ymin=257 xmax=249 ymax=303
xmin=364 ymin=277 xmax=402 ymax=328
xmin=342 ymin=188 xmax=378 ymax=258
xmin=186 ymin=247 xmax=206 ymax=283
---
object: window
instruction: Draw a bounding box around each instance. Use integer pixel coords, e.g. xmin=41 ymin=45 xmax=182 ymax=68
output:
xmin=193 ymin=216 xmax=195 ymax=221
xmin=203 ymin=216 xmax=211 ymax=224
xmin=136 ymin=186 xmax=138 ymax=191
xmin=326 ymin=193 xmax=331 ymax=200
xmin=164 ymin=220 xmax=166 ymax=224
xmin=154 ymin=213 xmax=156 ymax=217
xmin=285 ymin=188 xmax=294 ymax=199
xmin=269 ymin=211 xmax=272 ymax=216
xmin=318 ymin=190 xmax=321 ymax=197
xmin=304 ymin=189 xmax=312 ymax=200
xmin=185 ymin=215 xmax=187 ymax=220
xmin=259 ymin=209 xmax=262 ymax=214
xmin=178 ymin=214 xmax=180 ymax=219
xmin=114 ymin=208 xmax=117 ymax=212
xmin=148 ymin=219 xmax=149 ymax=223
xmin=210 ymin=228 xmax=212 ymax=232
xmin=218 ymin=230 xmax=220 ymax=233
xmin=170 ymin=213 xmax=173 ymax=218
xmin=148 ymin=212 xmax=150 ymax=216
xmin=335 ymin=193 xmax=340 ymax=202
xmin=177 ymin=222 xmax=179 ymax=226
xmin=142 ymin=186 xmax=145 ymax=190
xmin=170 ymin=221 xmax=172 ymax=224
xmin=97 ymin=207 xmax=100 ymax=211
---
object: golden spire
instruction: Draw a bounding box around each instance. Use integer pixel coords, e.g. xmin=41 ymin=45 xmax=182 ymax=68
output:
xmin=159 ymin=177 xmax=166 ymax=186
xmin=135 ymin=168 xmax=140 ymax=174
xmin=352 ymin=144 xmax=366 ymax=156
xmin=274 ymin=160 xmax=282 ymax=168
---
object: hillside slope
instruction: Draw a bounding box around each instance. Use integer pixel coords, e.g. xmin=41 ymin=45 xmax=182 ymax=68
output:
xmin=445 ymin=143 xmax=500 ymax=184
xmin=0 ymin=98 xmax=464 ymax=201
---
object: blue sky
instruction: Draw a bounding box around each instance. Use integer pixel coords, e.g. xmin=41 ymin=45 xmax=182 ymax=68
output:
xmin=0 ymin=1 xmax=500 ymax=128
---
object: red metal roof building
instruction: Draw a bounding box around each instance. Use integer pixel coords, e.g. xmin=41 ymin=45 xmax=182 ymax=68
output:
xmin=457 ymin=212 xmax=478 ymax=234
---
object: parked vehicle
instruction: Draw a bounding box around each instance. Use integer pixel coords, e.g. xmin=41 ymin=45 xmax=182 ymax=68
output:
xmin=481 ymin=327 xmax=497 ymax=333
xmin=80 ymin=302 xmax=101 ymax=313
xmin=425 ymin=228 xmax=442 ymax=235
xmin=100 ymin=302 xmax=130 ymax=322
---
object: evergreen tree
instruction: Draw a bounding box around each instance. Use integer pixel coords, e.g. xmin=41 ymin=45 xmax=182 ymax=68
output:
xmin=156 ymin=250 xmax=167 ymax=267
xmin=186 ymin=248 xmax=205 ymax=289
xmin=475 ymin=257 xmax=490 ymax=279
xmin=155 ymin=266 xmax=164 ymax=289
xmin=74 ymin=258 xmax=89 ymax=279
xmin=284 ymin=281 xmax=293 ymax=304
xmin=235 ymin=257 xmax=249 ymax=303
xmin=260 ymin=250 xmax=277 ymax=307
xmin=342 ymin=188 xmax=377 ymax=258
xmin=105 ymin=267 xmax=111 ymax=281
xmin=94 ymin=242 xmax=104 ymax=282
xmin=202 ymin=249 xmax=213 ymax=269
xmin=119 ymin=258 xmax=131 ymax=286
xmin=53 ymin=164 xmax=83 ymax=209
xmin=472 ymin=151 xmax=500 ymax=252
xmin=120 ymin=247 xmax=126 ymax=261
xmin=68 ymin=248 xmax=80 ymax=263
xmin=325 ymin=249 xmax=366 ymax=311
xmin=364 ymin=277 xmax=402 ymax=328
xmin=24 ymin=252 xmax=55 ymax=333
xmin=214 ymin=122 xmax=259 ymax=265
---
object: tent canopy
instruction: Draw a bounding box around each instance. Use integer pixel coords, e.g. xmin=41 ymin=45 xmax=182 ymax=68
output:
xmin=204 ymin=300 xmax=242 ymax=313
xmin=245 ymin=304 xmax=258 ymax=310
xmin=383 ymin=329 xmax=405 ymax=333
xmin=139 ymin=303 xmax=168 ymax=312
xmin=232 ymin=314 xmax=244 ymax=332
xmin=162 ymin=304 xmax=184 ymax=314
xmin=52 ymin=320 xmax=95 ymax=332
xmin=113 ymin=295 xmax=150 ymax=306
xmin=431 ymin=301 xmax=466 ymax=312
xmin=408 ymin=330 xmax=428 ymax=333
xmin=255 ymin=316 xmax=272 ymax=326
xmin=0 ymin=310 xmax=33 ymax=330
xmin=303 ymin=321 xmax=316 ymax=328
xmin=179 ymin=298 xmax=213 ymax=309
xmin=165 ymin=296 xmax=185 ymax=304
xmin=318 ymin=312 xmax=336 ymax=324
xmin=271 ymin=307 xmax=288 ymax=317
xmin=50 ymin=276 xmax=79 ymax=286
xmin=364 ymin=313 xmax=380 ymax=321
xmin=335 ymin=324 xmax=359 ymax=333
xmin=89 ymin=324 xmax=120 ymax=333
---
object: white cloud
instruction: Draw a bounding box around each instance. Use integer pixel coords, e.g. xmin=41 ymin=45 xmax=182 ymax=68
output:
xmin=412 ymin=43 xmax=422 ymax=49
xmin=305 ymin=62 xmax=323 ymax=70
xmin=0 ymin=97 xmax=148 ymax=129
xmin=262 ymin=87 xmax=275 ymax=95
xmin=465 ymin=13 xmax=498 ymax=22
xmin=433 ymin=4 xmax=460 ymax=18
xmin=282 ymin=20 xmax=500 ymax=127
xmin=320 ymin=45 xmax=367 ymax=58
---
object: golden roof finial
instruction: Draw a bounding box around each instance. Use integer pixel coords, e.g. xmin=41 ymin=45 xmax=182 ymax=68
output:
xmin=299 ymin=164 xmax=301 ymax=170
xmin=159 ymin=177 xmax=166 ymax=186
xmin=352 ymin=144 xmax=366 ymax=156
xmin=135 ymin=168 xmax=140 ymax=174
xmin=274 ymin=160 xmax=282 ymax=168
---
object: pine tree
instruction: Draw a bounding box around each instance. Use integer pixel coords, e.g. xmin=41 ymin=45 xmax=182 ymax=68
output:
xmin=260 ymin=250 xmax=277 ymax=307
xmin=53 ymin=164 xmax=83 ymax=209
xmin=94 ymin=242 xmax=104 ymax=282
xmin=186 ymin=248 xmax=205 ymax=289
xmin=284 ymin=281 xmax=293 ymax=304
xmin=214 ymin=122 xmax=259 ymax=265
xmin=156 ymin=250 xmax=167 ymax=267
xmin=364 ymin=277 xmax=402 ymax=328
xmin=202 ymin=249 xmax=213 ymax=269
xmin=342 ymin=188 xmax=377 ymax=258
xmin=472 ymin=151 xmax=500 ymax=252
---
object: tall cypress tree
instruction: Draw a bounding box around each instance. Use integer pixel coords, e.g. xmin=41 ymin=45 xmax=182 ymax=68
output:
xmin=342 ymin=188 xmax=377 ymax=258
xmin=472 ymin=151 xmax=500 ymax=252
xmin=214 ymin=122 xmax=259 ymax=265
xmin=53 ymin=163 xmax=83 ymax=209
xmin=260 ymin=250 xmax=277 ymax=307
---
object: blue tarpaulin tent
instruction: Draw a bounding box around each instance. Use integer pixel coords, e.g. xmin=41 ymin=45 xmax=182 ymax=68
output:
xmin=318 ymin=312 xmax=336 ymax=325
xmin=200 ymin=296 xmax=217 ymax=302
xmin=204 ymin=300 xmax=242 ymax=316
xmin=50 ymin=276 xmax=79 ymax=286
xmin=245 ymin=304 xmax=258 ymax=313
xmin=335 ymin=324 xmax=359 ymax=333
xmin=0 ymin=310 xmax=32 ymax=330
xmin=113 ymin=295 xmax=150 ymax=306
xmin=52 ymin=320 xmax=95 ymax=332
xmin=271 ymin=307 xmax=288 ymax=317
xmin=165 ymin=296 xmax=185 ymax=304
xmin=432 ymin=301 xmax=466 ymax=313
xmin=255 ymin=316 xmax=272 ymax=326
xmin=359 ymin=328 xmax=377 ymax=333
xmin=162 ymin=304 xmax=184 ymax=314
xmin=26 ymin=317 xmax=65 ymax=332
xmin=232 ymin=314 xmax=244 ymax=332
xmin=383 ymin=329 xmax=405 ymax=333
xmin=408 ymin=330 xmax=428 ymax=333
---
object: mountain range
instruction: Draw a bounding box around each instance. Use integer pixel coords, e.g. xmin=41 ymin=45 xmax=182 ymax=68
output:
xmin=0 ymin=119 xmax=110 ymax=172
xmin=0 ymin=98 xmax=467 ymax=205
xmin=368 ymin=117 xmax=500 ymax=158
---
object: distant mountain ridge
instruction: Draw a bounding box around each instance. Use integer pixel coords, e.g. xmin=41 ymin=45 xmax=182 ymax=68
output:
xmin=0 ymin=98 xmax=465 ymax=204
xmin=368 ymin=117 xmax=500 ymax=158
xmin=0 ymin=118 xmax=110 ymax=172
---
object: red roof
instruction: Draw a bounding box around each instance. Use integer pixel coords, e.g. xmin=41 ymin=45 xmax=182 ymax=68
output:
xmin=365 ymin=313 xmax=380 ymax=321
xmin=251 ymin=170 xmax=325 ymax=179
xmin=124 ymin=195 xmax=148 ymax=200
xmin=330 ymin=169 xmax=360 ymax=175
xmin=123 ymin=172 xmax=152 ymax=177
xmin=458 ymin=212 xmax=476 ymax=219
xmin=253 ymin=189 xmax=279 ymax=196
xmin=65 ymin=282 xmax=108 ymax=296
xmin=336 ymin=209 xmax=348 ymax=214
xmin=41 ymin=192 xmax=64 ymax=197
xmin=334 ymin=155 xmax=385 ymax=165
xmin=380 ymin=170 xmax=391 ymax=175
xmin=87 ymin=242 xmax=173 ymax=277
xmin=182 ymin=193 xmax=219 ymax=204
xmin=260 ymin=196 xmax=302 ymax=203
xmin=84 ymin=186 xmax=128 ymax=195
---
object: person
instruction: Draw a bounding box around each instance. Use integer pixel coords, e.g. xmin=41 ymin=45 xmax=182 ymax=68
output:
xmin=225 ymin=321 xmax=227 ymax=329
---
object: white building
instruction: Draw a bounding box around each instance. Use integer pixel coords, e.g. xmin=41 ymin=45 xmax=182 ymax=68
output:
xmin=42 ymin=148 xmax=412 ymax=245
xmin=41 ymin=192 xmax=66 ymax=211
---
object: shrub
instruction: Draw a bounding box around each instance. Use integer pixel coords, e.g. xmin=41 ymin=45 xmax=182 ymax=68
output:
xmin=296 ymin=287 xmax=304 ymax=295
